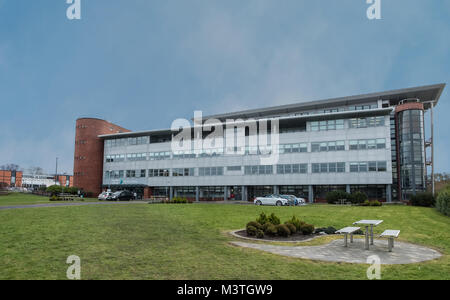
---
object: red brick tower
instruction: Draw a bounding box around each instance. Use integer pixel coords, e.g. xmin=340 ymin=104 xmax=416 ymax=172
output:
xmin=73 ymin=118 xmax=130 ymax=195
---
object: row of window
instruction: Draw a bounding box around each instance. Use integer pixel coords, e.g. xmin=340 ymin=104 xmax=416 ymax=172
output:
xmin=349 ymin=161 xmax=387 ymax=173
xmin=312 ymin=163 xmax=346 ymax=173
xmin=105 ymin=139 xmax=387 ymax=163
xmin=349 ymin=116 xmax=385 ymax=129
xmin=104 ymin=116 xmax=387 ymax=148
xmin=105 ymin=161 xmax=389 ymax=179
xmin=349 ymin=139 xmax=386 ymax=150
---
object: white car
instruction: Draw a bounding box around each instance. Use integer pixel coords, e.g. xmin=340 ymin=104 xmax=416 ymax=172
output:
xmin=98 ymin=191 xmax=113 ymax=201
xmin=254 ymin=195 xmax=289 ymax=206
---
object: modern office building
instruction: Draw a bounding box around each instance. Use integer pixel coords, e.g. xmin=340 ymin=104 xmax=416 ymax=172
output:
xmin=73 ymin=83 xmax=445 ymax=202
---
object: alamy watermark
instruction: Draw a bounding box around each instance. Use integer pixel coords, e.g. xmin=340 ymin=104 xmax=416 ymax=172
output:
xmin=66 ymin=255 xmax=81 ymax=280
xmin=366 ymin=255 xmax=381 ymax=280
xmin=66 ymin=0 xmax=81 ymax=20
xmin=366 ymin=0 xmax=381 ymax=20
xmin=171 ymin=111 xmax=280 ymax=165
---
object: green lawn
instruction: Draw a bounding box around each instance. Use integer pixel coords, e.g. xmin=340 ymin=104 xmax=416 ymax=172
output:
xmin=0 ymin=194 xmax=449 ymax=280
xmin=0 ymin=193 xmax=98 ymax=206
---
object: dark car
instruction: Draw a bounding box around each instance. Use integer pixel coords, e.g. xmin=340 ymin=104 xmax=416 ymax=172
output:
xmin=110 ymin=190 xmax=134 ymax=201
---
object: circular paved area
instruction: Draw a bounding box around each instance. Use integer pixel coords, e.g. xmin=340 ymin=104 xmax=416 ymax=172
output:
xmin=231 ymin=238 xmax=442 ymax=265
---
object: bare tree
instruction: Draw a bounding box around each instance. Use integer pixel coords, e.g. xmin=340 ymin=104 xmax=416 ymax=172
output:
xmin=0 ymin=164 xmax=20 ymax=171
xmin=28 ymin=166 xmax=44 ymax=175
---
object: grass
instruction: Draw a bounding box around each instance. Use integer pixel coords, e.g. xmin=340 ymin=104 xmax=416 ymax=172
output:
xmin=0 ymin=194 xmax=449 ymax=280
xmin=0 ymin=193 xmax=98 ymax=206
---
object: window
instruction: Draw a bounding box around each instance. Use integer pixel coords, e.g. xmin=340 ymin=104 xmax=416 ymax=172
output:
xmin=227 ymin=166 xmax=241 ymax=171
xmin=377 ymin=139 xmax=386 ymax=149
xmin=172 ymin=168 xmax=194 ymax=177
xmin=349 ymin=116 xmax=385 ymax=129
xmin=126 ymin=170 xmax=136 ymax=178
xmin=244 ymin=165 xmax=273 ymax=175
xmin=350 ymin=163 xmax=359 ymax=173
xmin=199 ymin=167 xmax=224 ymax=176
xmin=377 ymin=161 xmax=387 ymax=172
xmin=337 ymin=162 xmax=345 ymax=173
xmin=369 ymin=161 xmax=377 ymax=172
xmin=312 ymin=164 xmax=320 ymax=173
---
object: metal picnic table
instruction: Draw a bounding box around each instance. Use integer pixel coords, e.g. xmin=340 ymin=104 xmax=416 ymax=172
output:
xmin=353 ymin=220 xmax=383 ymax=250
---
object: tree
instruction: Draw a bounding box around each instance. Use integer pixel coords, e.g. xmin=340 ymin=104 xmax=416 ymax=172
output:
xmin=0 ymin=164 xmax=20 ymax=171
xmin=28 ymin=167 xmax=44 ymax=175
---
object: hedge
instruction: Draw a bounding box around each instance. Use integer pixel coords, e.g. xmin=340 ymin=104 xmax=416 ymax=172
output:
xmin=436 ymin=189 xmax=450 ymax=216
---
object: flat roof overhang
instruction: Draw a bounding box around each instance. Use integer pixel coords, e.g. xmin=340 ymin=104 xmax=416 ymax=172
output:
xmin=98 ymin=107 xmax=393 ymax=139
xmin=202 ymin=83 xmax=445 ymax=121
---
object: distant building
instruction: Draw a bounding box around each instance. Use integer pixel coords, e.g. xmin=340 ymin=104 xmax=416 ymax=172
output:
xmin=0 ymin=170 xmax=22 ymax=188
xmin=21 ymin=174 xmax=73 ymax=190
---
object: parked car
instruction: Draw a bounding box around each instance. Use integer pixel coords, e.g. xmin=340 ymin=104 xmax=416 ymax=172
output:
xmin=109 ymin=190 xmax=134 ymax=201
xmin=280 ymin=195 xmax=307 ymax=206
xmin=254 ymin=194 xmax=289 ymax=206
xmin=98 ymin=191 xmax=113 ymax=201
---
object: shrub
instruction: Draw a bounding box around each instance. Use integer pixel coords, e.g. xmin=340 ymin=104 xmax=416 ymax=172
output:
xmin=246 ymin=225 xmax=258 ymax=237
xmin=267 ymin=213 xmax=280 ymax=225
xmin=264 ymin=224 xmax=278 ymax=236
xmin=361 ymin=200 xmax=370 ymax=206
xmin=326 ymin=190 xmax=350 ymax=204
xmin=46 ymin=185 xmax=63 ymax=196
xmin=276 ymin=224 xmax=291 ymax=237
xmin=285 ymin=222 xmax=297 ymax=234
xmin=49 ymin=195 xmax=60 ymax=201
xmin=410 ymin=192 xmax=435 ymax=207
xmin=300 ymin=223 xmax=315 ymax=235
xmin=246 ymin=221 xmax=263 ymax=231
xmin=256 ymin=212 xmax=269 ymax=225
xmin=436 ymin=189 xmax=450 ymax=216
xmin=287 ymin=215 xmax=304 ymax=231
xmin=369 ymin=200 xmax=382 ymax=207
xmin=315 ymin=227 xmax=336 ymax=234
xmin=350 ymin=191 xmax=368 ymax=204
xmin=256 ymin=230 xmax=265 ymax=239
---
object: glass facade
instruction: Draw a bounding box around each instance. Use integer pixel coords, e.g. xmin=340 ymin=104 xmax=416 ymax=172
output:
xmin=397 ymin=109 xmax=425 ymax=199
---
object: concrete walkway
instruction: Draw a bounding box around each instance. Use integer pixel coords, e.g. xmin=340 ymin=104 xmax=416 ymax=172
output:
xmin=231 ymin=238 xmax=442 ymax=265
xmin=0 ymin=201 xmax=148 ymax=211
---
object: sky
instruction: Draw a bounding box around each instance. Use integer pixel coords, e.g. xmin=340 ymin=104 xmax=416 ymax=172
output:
xmin=0 ymin=0 xmax=449 ymax=174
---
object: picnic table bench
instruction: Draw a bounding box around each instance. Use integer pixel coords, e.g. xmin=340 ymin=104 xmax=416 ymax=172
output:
xmin=353 ymin=220 xmax=383 ymax=250
xmin=380 ymin=230 xmax=400 ymax=252
xmin=58 ymin=194 xmax=82 ymax=201
xmin=336 ymin=227 xmax=361 ymax=247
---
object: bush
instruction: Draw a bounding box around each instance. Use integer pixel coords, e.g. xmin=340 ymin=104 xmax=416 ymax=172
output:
xmin=287 ymin=215 xmax=304 ymax=231
xmin=285 ymin=222 xmax=297 ymax=234
xmin=410 ymin=192 xmax=435 ymax=207
xmin=300 ymin=223 xmax=315 ymax=235
xmin=256 ymin=212 xmax=269 ymax=225
xmin=49 ymin=195 xmax=60 ymax=201
xmin=46 ymin=185 xmax=63 ymax=196
xmin=264 ymin=224 xmax=278 ymax=236
xmin=326 ymin=190 xmax=350 ymax=204
xmin=246 ymin=225 xmax=258 ymax=237
xmin=350 ymin=191 xmax=368 ymax=204
xmin=276 ymin=224 xmax=291 ymax=237
xmin=256 ymin=230 xmax=265 ymax=239
xmin=267 ymin=213 xmax=280 ymax=225
xmin=436 ymin=189 xmax=450 ymax=216
xmin=246 ymin=221 xmax=263 ymax=231
xmin=369 ymin=200 xmax=382 ymax=207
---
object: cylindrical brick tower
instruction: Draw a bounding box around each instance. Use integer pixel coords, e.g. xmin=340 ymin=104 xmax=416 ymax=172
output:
xmin=73 ymin=118 xmax=130 ymax=196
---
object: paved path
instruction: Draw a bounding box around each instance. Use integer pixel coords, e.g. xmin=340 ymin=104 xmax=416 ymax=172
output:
xmin=0 ymin=201 xmax=148 ymax=211
xmin=231 ymin=238 xmax=442 ymax=265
